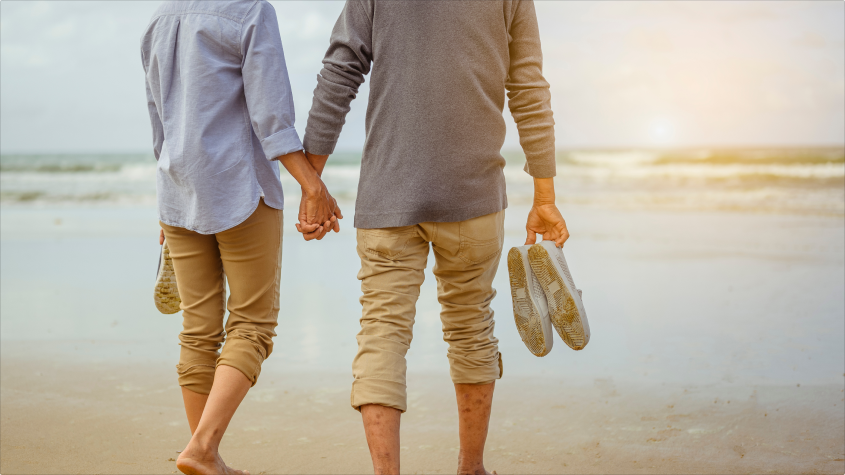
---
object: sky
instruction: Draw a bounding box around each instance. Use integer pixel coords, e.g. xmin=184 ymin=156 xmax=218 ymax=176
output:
xmin=0 ymin=1 xmax=843 ymax=154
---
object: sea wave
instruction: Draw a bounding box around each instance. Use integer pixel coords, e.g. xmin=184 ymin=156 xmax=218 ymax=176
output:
xmin=2 ymin=149 xmax=842 ymax=214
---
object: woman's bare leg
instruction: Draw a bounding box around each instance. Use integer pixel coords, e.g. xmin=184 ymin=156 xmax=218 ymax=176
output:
xmin=361 ymin=404 xmax=401 ymax=474
xmin=176 ymin=365 xmax=251 ymax=475
xmin=182 ymin=388 xmax=209 ymax=434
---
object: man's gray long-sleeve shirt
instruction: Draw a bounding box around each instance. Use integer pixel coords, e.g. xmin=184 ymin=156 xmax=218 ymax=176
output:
xmin=304 ymin=0 xmax=555 ymax=229
xmin=141 ymin=0 xmax=302 ymax=234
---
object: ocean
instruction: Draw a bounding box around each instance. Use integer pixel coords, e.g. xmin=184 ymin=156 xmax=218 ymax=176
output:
xmin=1 ymin=148 xmax=843 ymax=215
xmin=1 ymin=147 xmax=843 ymax=389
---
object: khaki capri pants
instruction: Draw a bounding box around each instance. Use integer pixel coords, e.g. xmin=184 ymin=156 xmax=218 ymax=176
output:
xmin=160 ymin=199 xmax=283 ymax=395
xmin=352 ymin=210 xmax=505 ymax=413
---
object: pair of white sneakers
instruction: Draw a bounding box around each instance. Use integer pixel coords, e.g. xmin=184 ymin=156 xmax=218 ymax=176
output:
xmin=507 ymin=240 xmax=590 ymax=357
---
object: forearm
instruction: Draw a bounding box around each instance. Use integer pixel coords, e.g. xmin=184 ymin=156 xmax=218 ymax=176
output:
xmin=277 ymin=150 xmax=322 ymax=195
xmin=304 ymin=152 xmax=329 ymax=177
xmin=302 ymin=0 xmax=372 ymax=155
xmin=507 ymin=0 xmax=556 ymax=178
xmin=533 ymin=177 xmax=556 ymax=206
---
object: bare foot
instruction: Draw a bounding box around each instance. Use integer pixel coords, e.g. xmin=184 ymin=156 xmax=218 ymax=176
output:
xmin=176 ymin=446 xmax=248 ymax=475
xmin=457 ymin=468 xmax=495 ymax=475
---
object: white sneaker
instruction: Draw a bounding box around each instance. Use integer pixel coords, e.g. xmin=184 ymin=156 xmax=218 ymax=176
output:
xmin=528 ymin=241 xmax=590 ymax=350
xmin=154 ymin=238 xmax=181 ymax=314
xmin=507 ymin=245 xmax=554 ymax=357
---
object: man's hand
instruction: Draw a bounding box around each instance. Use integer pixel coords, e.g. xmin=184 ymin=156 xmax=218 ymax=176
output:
xmin=294 ymin=151 xmax=343 ymax=241
xmin=526 ymin=204 xmax=569 ymax=247
xmin=276 ymin=150 xmax=340 ymax=238
xmin=159 ymin=229 xmax=165 ymax=245
xmin=296 ymin=184 xmax=343 ymax=241
xmin=526 ymin=177 xmax=569 ymax=247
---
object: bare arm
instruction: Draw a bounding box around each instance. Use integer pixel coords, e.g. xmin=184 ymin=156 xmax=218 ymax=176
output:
xmin=296 ymin=152 xmax=342 ymax=240
xmin=305 ymin=152 xmax=330 ymax=176
xmin=277 ymin=150 xmax=333 ymax=234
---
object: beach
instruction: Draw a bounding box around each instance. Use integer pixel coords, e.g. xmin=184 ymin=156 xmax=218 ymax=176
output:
xmin=2 ymin=347 xmax=843 ymax=474
xmin=1 ymin=150 xmax=844 ymax=473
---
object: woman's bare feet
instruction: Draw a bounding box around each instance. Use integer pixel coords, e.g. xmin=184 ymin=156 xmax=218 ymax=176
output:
xmin=176 ymin=444 xmax=249 ymax=475
xmin=176 ymin=366 xmax=253 ymax=475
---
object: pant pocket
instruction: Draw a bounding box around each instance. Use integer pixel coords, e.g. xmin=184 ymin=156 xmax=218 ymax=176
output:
xmin=359 ymin=228 xmax=417 ymax=261
xmin=457 ymin=211 xmax=504 ymax=265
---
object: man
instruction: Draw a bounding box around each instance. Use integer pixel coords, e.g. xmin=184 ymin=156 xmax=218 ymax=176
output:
xmin=299 ymin=1 xmax=568 ymax=473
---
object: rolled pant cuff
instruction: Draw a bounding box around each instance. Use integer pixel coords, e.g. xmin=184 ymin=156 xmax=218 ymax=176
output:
xmin=177 ymin=359 xmax=217 ymax=395
xmin=449 ymin=351 xmax=503 ymax=385
xmin=351 ymin=378 xmax=407 ymax=413
xmin=217 ymin=337 xmax=266 ymax=387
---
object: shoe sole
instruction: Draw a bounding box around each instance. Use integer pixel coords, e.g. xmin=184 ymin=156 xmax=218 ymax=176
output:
xmin=154 ymin=240 xmax=181 ymax=314
xmin=507 ymin=247 xmax=553 ymax=357
xmin=528 ymin=244 xmax=589 ymax=350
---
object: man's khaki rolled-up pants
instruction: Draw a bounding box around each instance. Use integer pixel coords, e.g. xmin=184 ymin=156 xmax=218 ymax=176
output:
xmin=352 ymin=210 xmax=505 ymax=413
xmin=160 ymin=199 xmax=283 ymax=395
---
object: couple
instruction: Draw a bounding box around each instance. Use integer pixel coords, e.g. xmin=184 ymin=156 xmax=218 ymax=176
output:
xmin=142 ymin=0 xmax=568 ymax=474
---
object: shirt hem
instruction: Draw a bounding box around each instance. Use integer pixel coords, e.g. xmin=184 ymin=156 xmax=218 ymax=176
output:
xmin=159 ymin=193 xmax=282 ymax=235
xmin=353 ymin=195 xmax=508 ymax=229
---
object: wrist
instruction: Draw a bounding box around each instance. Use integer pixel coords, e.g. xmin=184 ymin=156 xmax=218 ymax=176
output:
xmin=301 ymin=172 xmax=323 ymax=196
xmin=304 ymin=152 xmax=329 ymax=176
xmin=533 ymin=177 xmax=556 ymax=206
xmin=533 ymin=195 xmax=556 ymax=207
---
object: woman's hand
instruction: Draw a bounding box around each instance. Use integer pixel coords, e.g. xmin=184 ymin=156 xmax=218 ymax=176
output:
xmin=159 ymin=229 xmax=165 ymax=245
xmin=276 ymin=149 xmax=343 ymax=239
xmin=296 ymin=184 xmax=343 ymax=241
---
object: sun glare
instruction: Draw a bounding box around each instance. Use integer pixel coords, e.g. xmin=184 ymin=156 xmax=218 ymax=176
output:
xmin=649 ymin=119 xmax=675 ymax=146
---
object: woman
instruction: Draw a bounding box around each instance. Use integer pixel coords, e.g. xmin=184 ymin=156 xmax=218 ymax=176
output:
xmin=141 ymin=1 xmax=340 ymax=473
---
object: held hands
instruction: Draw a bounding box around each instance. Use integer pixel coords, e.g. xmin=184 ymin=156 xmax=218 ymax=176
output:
xmin=295 ymin=183 xmax=343 ymax=241
xmin=275 ymin=149 xmax=342 ymax=242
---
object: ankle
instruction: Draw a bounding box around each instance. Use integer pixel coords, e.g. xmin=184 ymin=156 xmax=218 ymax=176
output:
xmin=457 ymin=455 xmax=485 ymax=475
xmin=182 ymin=438 xmax=217 ymax=459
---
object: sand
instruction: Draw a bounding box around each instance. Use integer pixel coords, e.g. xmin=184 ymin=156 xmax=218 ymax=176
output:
xmin=1 ymin=203 xmax=844 ymax=474
xmin=1 ymin=345 xmax=843 ymax=474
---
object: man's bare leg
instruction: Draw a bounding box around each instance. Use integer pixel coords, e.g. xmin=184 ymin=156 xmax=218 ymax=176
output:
xmin=361 ymin=404 xmax=401 ymax=474
xmin=455 ymin=382 xmax=495 ymax=475
xmin=176 ymin=365 xmax=251 ymax=475
xmin=182 ymin=388 xmax=209 ymax=434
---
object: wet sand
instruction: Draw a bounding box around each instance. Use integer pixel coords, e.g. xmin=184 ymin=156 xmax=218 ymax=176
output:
xmin=1 ymin=345 xmax=843 ymax=474
xmin=1 ymin=203 xmax=843 ymax=473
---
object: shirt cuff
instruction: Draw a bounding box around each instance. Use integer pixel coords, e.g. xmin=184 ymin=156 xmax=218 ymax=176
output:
xmin=302 ymin=135 xmax=337 ymax=156
xmin=523 ymin=151 xmax=557 ymax=178
xmin=260 ymin=126 xmax=303 ymax=160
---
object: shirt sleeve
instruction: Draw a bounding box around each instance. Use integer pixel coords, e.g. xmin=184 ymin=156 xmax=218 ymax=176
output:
xmin=141 ymin=50 xmax=164 ymax=160
xmin=506 ymin=0 xmax=556 ymax=178
xmin=303 ymin=0 xmax=373 ymax=156
xmin=241 ymin=0 xmax=303 ymax=161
